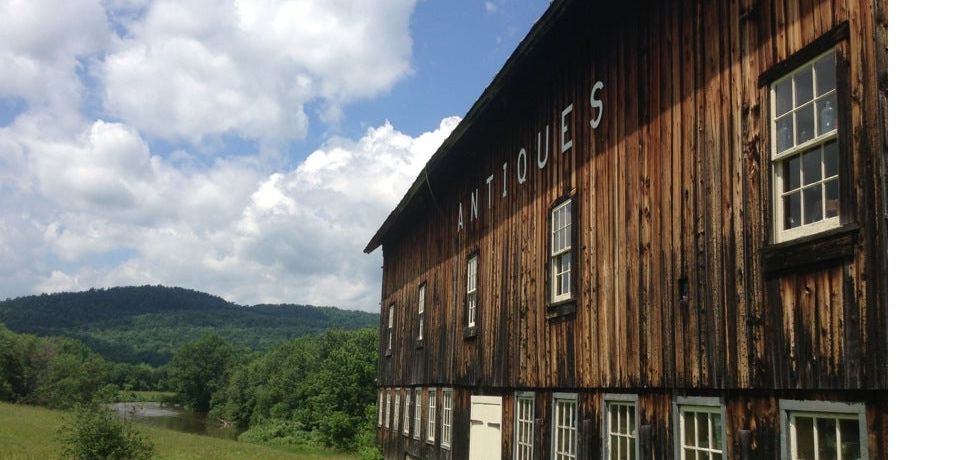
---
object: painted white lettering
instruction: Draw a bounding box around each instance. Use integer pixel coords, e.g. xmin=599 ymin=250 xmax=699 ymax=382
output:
xmin=537 ymin=125 xmax=550 ymax=169
xmin=561 ymin=103 xmax=574 ymax=152
xmin=458 ymin=202 xmax=464 ymax=231
xmin=502 ymin=162 xmax=508 ymax=197
xmin=590 ymin=80 xmax=604 ymax=129
xmin=517 ymin=148 xmax=528 ymax=184
xmin=470 ymin=188 xmax=479 ymax=221
xmin=486 ymin=174 xmax=494 ymax=208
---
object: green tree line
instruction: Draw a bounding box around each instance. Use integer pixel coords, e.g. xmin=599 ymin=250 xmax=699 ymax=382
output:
xmin=1 ymin=320 xmax=382 ymax=458
xmin=0 ymin=286 xmax=379 ymax=366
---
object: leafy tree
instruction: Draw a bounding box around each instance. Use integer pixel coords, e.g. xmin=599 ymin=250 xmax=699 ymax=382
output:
xmin=210 ymin=328 xmax=379 ymax=451
xmin=58 ymin=403 xmax=155 ymax=460
xmin=7 ymin=334 xmax=107 ymax=408
xmin=0 ymin=322 xmax=15 ymax=400
xmin=297 ymin=328 xmax=379 ymax=449
xmin=167 ymin=333 xmax=238 ymax=412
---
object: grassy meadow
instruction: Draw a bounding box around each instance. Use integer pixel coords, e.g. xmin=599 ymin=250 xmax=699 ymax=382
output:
xmin=0 ymin=402 xmax=358 ymax=460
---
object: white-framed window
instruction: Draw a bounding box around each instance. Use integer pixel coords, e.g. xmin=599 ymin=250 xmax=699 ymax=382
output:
xmin=780 ymin=400 xmax=866 ymax=460
xmin=553 ymin=393 xmax=578 ymax=460
xmin=674 ymin=397 xmax=726 ymax=460
xmin=427 ymin=388 xmax=437 ymax=444
xmin=515 ymin=392 xmax=535 ymax=460
xmin=466 ymin=254 xmax=478 ymax=328
xmin=550 ymin=199 xmax=573 ymax=303
xmin=414 ymin=387 xmax=423 ymax=439
xmin=417 ymin=283 xmax=426 ymax=341
xmin=604 ymin=394 xmax=638 ymax=460
xmin=404 ymin=388 xmax=413 ymax=436
xmin=771 ymin=49 xmax=840 ymax=242
xmin=393 ymin=388 xmax=401 ymax=432
xmin=441 ymin=388 xmax=453 ymax=449
xmin=385 ymin=389 xmax=392 ymax=429
xmin=377 ymin=388 xmax=387 ymax=426
xmin=386 ymin=303 xmax=395 ymax=354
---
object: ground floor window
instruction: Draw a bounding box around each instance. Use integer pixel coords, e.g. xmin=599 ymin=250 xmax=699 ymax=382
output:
xmin=414 ymin=387 xmax=422 ymax=439
xmin=427 ymin=388 xmax=437 ymax=443
xmin=441 ymin=388 xmax=453 ymax=449
xmin=781 ymin=400 xmax=866 ymax=460
xmin=553 ymin=394 xmax=578 ymax=460
xmin=393 ymin=388 xmax=401 ymax=432
xmin=516 ymin=393 xmax=535 ymax=460
xmin=378 ymin=389 xmax=384 ymax=427
xmin=604 ymin=395 xmax=637 ymax=460
xmin=404 ymin=388 xmax=412 ymax=435
xmin=674 ymin=397 xmax=725 ymax=460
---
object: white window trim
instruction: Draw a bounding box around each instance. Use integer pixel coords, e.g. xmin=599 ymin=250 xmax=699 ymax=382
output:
xmin=552 ymin=393 xmax=578 ymax=460
xmin=387 ymin=303 xmax=395 ymax=353
xmin=403 ymin=388 xmax=412 ymax=436
xmin=393 ymin=387 xmax=401 ymax=432
xmin=602 ymin=394 xmax=638 ymax=460
xmin=779 ymin=399 xmax=867 ymax=460
xmin=378 ymin=389 xmax=384 ymax=427
xmin=417 ymin=283 xmax=426 ymax=341
xmin=441 ymin=388 xmax=454 ymax=449
xmin=414 ymin=387 xmax=422 ymax=439
xmin=515 ymin=392 xmax=535 ymax=460
xmin=550 ymin=199 xmax=573 ymax=303
xmin=427 ymin=388 xmax=437 ymax=444
xmin=385 ymin=389 xmax=392 ymax=430
xmin=673 ymin=396 xmax=727 ymax=460
xmin=466 ymin=255 xmax=478 ymax=328
xmin=770 ymin=49 xmax=841 ymax=242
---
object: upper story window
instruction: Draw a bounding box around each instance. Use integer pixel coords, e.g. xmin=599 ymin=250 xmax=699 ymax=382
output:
xmin=771 ymin=49 xmax=840 ymax=242
xmin=780 ymin=400 xmax=866 ymax=460
xmin=466 ymin=253 xmax=478 ymax=330
xmin=386 ymin=303 xmax=395 ymax=355
xmin=417 ymin=283 xmax=426 ymax=342
xmin=674 ymin=397 xmax=726 ymax=460
xmin=515 ymin=393 xmax=535 ymax=460
xmin=441 ymin=388 xmax=454 ymax=449
xmin=550 ymin=199 xmax=574 ymax=304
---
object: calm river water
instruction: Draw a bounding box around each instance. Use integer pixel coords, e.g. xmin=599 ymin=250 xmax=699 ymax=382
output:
xmin=110 ymin=402 xmax=243 ymax=440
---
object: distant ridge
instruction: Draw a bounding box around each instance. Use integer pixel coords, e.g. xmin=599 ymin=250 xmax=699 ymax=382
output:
xmin=0 ymin=285 xmax=380 ymax=366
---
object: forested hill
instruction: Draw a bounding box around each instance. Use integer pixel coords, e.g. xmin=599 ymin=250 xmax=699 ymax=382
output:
xmin=0 ymin=285 xmax=379 ymax=366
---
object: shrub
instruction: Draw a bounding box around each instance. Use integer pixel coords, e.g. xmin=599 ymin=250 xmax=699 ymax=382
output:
xmin=58 ymin=404 xmax=155 ymax=460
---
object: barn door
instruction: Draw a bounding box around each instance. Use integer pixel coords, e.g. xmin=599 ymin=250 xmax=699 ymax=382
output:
xmin=469 ymin=395 xmax=503 ymax=460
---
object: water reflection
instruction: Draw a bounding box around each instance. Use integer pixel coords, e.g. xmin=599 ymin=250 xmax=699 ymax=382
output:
xmin=110 ymin=402 xmax=243 ymax=440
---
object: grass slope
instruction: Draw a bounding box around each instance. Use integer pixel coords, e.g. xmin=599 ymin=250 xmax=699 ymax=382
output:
xmin=0 ymin=402 xmax=357 ymax=460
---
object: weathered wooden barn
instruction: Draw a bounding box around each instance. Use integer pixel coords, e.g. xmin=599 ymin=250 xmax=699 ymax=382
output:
xmin=364 ymin=0 xmax=887 ymax=458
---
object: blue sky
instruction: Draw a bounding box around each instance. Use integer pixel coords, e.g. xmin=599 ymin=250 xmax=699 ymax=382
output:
xmin=0 ymin=0 xmax=551 ymax=312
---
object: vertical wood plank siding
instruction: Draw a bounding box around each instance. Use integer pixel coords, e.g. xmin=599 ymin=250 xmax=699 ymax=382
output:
xmin=374 ymin=0 xmax=885 ymax=458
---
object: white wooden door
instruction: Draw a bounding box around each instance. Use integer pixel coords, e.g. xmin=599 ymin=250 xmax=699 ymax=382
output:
xmin=469 ymin=395 xmax=503 ymax=460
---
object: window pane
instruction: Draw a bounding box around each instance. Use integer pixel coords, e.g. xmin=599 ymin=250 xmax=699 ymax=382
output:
xmin=815 ymin=54 xmax=836 ymax=96
xmin=803 ymin=185 xmax=823 ymax=224
xmin=712 ymin=413 xmax=722 ymax=449
xmin=817 ymin=418 xmax=838 ymax=460
xmin=696 ymin=412 xmax=709 ymax=447
xmin=823 ymin=141 xmax=839 ymax=178
xmin=802 ymin=150 xmax=822 ymax=185
xmin=795 ymin=67 xmax=814 ymax=105
xmin=818 ymin=93 xmax=838 ymax=135
xmin=795 ymin=416 xmax=815 ymax=460
xmin=775 ymin=80 xmax=793 ymax=116
xmin=839 ymin=419 xmax=860 ymax=460
xmin=684 ymin=412 xmax=696 ymax=445
xmin=784 ymin=192 xmax=801 ymax=229
xmin=825 ymin=179 xmax=839 ymax=218
xmin=785 ymin=154 xmax=802 ymax=191
xmin=777 ymin=117 xmax=794 ymax=152
xmin=796 ymin=105 xmax=815 ymax=145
